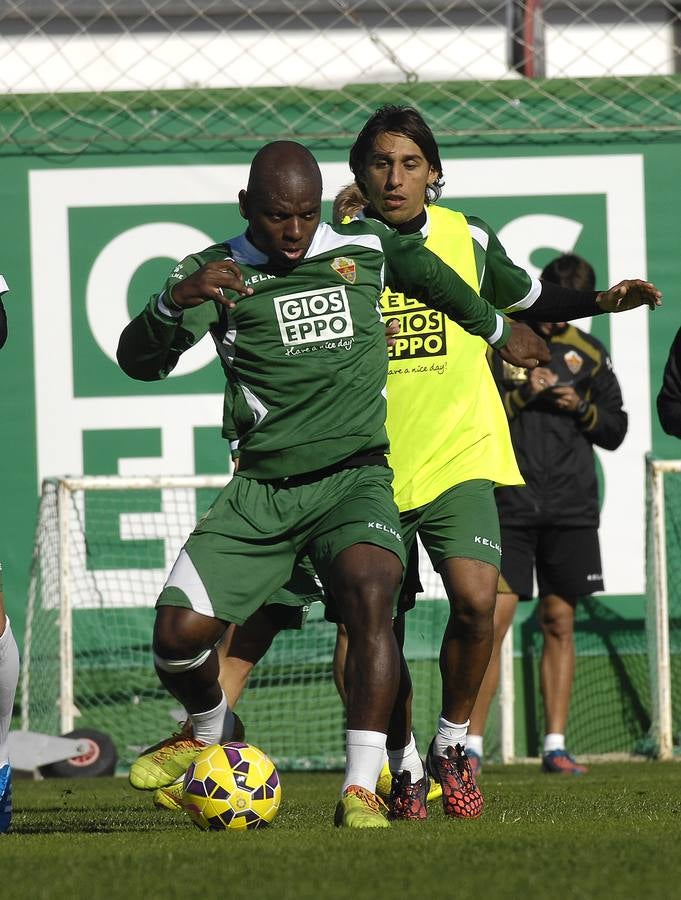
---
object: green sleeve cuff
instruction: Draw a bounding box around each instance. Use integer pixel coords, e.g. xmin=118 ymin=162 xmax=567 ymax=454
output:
xmin=488 ymin=315 xmax=511 ymax=350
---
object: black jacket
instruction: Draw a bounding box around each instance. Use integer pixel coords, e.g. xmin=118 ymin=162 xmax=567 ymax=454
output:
xmin=0 ymin=298 xmax=6 ymax=350
xmin=657 ymin=326 xmax=681 ymax=438
xmin=492 ymin=325 xmax=627 ymax=527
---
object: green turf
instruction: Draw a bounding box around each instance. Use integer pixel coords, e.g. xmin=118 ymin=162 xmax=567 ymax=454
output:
xmin=4 ymin=764 xmax=681 ymax=899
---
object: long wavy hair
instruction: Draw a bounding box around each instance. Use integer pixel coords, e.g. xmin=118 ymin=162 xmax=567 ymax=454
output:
xmin=349 ymin=104 xmax=444 ymax=205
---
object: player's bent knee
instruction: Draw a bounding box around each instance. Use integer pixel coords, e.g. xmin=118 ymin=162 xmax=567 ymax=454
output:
xmin=154 ymin=647 xmax=212 ymax=674
xmin=153 ymin=605 xmax=225 ymax=659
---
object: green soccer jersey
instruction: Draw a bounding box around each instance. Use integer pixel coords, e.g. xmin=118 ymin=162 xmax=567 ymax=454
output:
xmin=118 ymin=218 xmax=510 ymax=480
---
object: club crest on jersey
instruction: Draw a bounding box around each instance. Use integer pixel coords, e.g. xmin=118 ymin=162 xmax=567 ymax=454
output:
xmin=564 ymin=349 xmax=584 ymax=374
xmin=331 ymin=257 xmax=356 ymax=284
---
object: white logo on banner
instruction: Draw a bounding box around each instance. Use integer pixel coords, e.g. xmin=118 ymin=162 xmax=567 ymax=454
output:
xmin=29 ymin=156 xmax=649 ymax=602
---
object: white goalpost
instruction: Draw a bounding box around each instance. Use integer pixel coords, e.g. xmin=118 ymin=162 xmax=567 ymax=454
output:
xmin=645 ymin=457 xmax=677 ymax=760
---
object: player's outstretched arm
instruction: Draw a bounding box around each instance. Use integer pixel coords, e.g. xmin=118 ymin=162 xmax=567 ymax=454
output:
xmin=595 ymin=279 xmax=662 ymax=313
xmin=510 ymin=278 xmax=662 ymax=323
xmin=386 ymin=237 xmax=510 ymax=349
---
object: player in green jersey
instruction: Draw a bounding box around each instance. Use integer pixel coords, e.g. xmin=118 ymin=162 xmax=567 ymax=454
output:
xmin=118 ymin=140 xmax=549 ymax=828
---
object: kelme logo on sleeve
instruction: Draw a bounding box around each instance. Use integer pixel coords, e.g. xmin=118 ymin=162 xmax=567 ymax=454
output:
xmin=274 ymin=286 xmax=354 ymax=347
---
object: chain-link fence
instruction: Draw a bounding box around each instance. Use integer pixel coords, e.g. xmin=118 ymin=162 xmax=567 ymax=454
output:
xmin=1 ymin=1 xmax=681 ymax=154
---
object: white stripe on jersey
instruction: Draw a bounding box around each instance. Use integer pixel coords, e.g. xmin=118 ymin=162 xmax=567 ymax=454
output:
xmin=211 ymin=324 xmax=269 ymax=432
xmin=240 ymin=384 xmax=269 ymax=428
xmin=224 ymin=224 xmax=384 ymax=266
xmin=157 ymin=291 xmax=183 ymax=319
xmin=468 ymin=224 xmax=490 ymax=251
xmin=212 ymin=324 xmax=237 ymax=367
xmin=486 ymin=314 xmax=505 ymax=346
xmin=305 ymin=222 xmax=384 ymax=258
xmin=468 ymin=223 xmax=490 ymax=286
xmin=501 ymin=276 xmax=542 ymax=313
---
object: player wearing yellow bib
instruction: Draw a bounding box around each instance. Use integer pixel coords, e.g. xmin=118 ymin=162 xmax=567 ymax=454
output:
xmin=337 ymin=105 xmax=661 ymax=821
xmin=341 ymin=109 xmax=522 ymax=820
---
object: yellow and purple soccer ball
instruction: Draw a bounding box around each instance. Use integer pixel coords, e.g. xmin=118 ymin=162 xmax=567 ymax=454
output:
xmin=182 ymin=741 xmax=281 ymax=830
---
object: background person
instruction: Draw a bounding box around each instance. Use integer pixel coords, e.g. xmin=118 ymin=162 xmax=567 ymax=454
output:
xmin=0 ymin=569 xmax=19 ymax=836
xmin=0 ymin=276 xmax=19 ymax=834
xmin=657 ymin=326 xmax=681 ymax=438
xmin=467 ymin=253 xmax=628 ymax=774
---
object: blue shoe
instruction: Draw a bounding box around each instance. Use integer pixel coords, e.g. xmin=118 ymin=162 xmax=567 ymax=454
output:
xmin=0 ymin=763 xmax=12 ymax=833
xmin=541 ymin=749 xmax=588 ymax=775
xmin=466 ymin=748 xmax=482 ymax=778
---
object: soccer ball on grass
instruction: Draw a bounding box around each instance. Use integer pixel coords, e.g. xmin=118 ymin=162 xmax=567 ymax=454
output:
xmin=182 ymin=741 xmax=281 ymax=830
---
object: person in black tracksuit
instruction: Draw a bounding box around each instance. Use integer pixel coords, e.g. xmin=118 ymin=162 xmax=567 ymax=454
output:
xmin=657 ymin=326 xmax=681 ymax=438
xmin=467 ymin=254 xmax=627 ymax=775
xmin=0 ymin=295 xmax=7 ymax=349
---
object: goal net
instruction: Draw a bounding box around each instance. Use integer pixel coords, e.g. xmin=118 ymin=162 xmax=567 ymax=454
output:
xmin=24 ymin=467 xmax=676 ymax=771
xmin=22 ymin=475 xmax=453 ymax=771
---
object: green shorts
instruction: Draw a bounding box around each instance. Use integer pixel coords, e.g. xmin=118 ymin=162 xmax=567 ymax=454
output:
xmin=398 ymin=479 xmax=501 ymax=613
xmin=157 ymin=465 xmax=405 ymax=625
xmin=263 ymin=554 xmax=324 ymax=629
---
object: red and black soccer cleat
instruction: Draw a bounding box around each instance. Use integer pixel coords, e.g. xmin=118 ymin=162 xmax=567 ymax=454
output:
xmin=426 ymin=741 xmax=484 ymax=819
xmin=387 ymin=768 xmax=428 ymax=821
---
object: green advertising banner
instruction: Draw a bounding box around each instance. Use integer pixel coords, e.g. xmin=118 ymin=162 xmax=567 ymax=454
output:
xmin=1 ymin=138 xmax=680 ymax=650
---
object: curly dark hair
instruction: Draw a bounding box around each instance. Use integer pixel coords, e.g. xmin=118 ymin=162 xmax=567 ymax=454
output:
xmin=349 ymin=105 xmax=444 ymax=205
xmin=541 ymin=254 xmax=596 ymax=291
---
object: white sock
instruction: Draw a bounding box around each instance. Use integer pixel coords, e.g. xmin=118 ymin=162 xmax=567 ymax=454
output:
xmin=342 ymin=730 xmax=386 ymax=794
xmin=544 ymin=733 xmax=565 ymax=754
xmin=433 ymin=716 xmax=469 ymax=758
xmin=190 ymin=692 xmax=235 ymax=745
xmin=466 ymin=734 xmax=484 ymax=758
xmin=387 ymin=734 xmax=424 ymax=783
xmin=0 ymin=617 xmax=20 ymax=766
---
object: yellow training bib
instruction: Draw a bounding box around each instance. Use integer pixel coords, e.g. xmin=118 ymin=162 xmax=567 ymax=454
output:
xmin=383 ymin=205 xmax=523 ymax=512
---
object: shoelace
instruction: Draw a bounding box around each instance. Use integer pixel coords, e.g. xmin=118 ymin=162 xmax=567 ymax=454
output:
xmin=392 ymin=773 xmax=423 ymax=808
xmin=348 ymin=786 xmax=383 ymax=812
xmin=443 ymin=745 xmax=473 ymax=785
xmin=157 ymin=737 xmax=202 ymax=759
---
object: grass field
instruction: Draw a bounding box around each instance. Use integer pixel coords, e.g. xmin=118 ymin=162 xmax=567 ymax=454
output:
xmin=3 ymin=763 xmax=681 ymax=900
